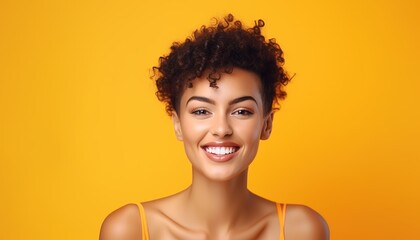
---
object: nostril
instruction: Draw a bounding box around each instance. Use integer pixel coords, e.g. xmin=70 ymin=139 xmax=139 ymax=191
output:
xmin=211 ymin=125 xmax=233 ymax=136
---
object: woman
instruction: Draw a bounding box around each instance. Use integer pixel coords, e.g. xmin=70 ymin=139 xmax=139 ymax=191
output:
xmin=100 ymin=14 xmax=329 ymax=240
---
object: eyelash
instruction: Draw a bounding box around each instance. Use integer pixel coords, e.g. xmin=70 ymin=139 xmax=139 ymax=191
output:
xmin=190 ymin=108 xmax=253 ymax=116
xmin=191 ymin=109 xmax=210 ymax=115
xmin=233 ymin=109 xmax=253 ymax=116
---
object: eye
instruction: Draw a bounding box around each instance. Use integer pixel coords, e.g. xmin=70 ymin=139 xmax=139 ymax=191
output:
xmin=232 ymin=109 xmax=253 ymax=116
xmin=191 ymin=109 xmax=211 ymax=116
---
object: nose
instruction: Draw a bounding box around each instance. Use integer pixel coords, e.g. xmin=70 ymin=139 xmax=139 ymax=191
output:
xmin=210 ymin=114 xmax=233 ymax=137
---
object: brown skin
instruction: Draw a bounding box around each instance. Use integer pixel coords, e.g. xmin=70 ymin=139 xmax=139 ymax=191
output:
xmin=100 ymin=68 xmax=329 ymax=240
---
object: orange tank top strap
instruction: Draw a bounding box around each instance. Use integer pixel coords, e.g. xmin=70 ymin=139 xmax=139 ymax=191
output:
xmin=276 ymin=202 xmax=287 ymax=240
xmin=137 ymin=203 xmax=150 ymax=240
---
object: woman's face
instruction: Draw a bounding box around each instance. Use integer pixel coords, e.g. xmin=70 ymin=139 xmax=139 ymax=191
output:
xmin=172 ymin=68 xmax=273 ymax=181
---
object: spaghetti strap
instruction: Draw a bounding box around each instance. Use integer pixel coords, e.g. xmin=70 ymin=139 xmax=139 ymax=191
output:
xmin=276 ymin=203 xmax=287 ymax=240
xmin=137 ymin=203 xmax=150 ymax=240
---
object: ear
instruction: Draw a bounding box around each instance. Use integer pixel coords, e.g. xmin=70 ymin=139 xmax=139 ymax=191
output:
xmin=171 ymin=111 xmax=183 ymax=141
xmin=260 ymin=111 xmax=274 ymax=140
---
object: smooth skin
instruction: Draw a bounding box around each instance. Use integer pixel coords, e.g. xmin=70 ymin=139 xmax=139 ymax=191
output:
xmin=100 ymin=68 xmax=330 ymax=240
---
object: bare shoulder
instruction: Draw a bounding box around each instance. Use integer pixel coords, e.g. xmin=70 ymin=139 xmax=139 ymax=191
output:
xmin=285 ymin=204 xmax=330 ymax=240
xmin=99 ymin=203 xmax=141 ymax=240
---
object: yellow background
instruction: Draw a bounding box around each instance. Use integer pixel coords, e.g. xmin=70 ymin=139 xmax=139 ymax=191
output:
xmin=1 ymin=0 xmax=419 ymax=239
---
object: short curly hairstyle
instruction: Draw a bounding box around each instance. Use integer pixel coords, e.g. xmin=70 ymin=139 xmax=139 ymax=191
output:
xmin=152 ymin=14 xmax=290 ymax=116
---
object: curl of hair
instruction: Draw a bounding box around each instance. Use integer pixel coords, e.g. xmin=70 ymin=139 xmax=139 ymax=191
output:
xmin=152 ymin=14 xmax=290 ymax=115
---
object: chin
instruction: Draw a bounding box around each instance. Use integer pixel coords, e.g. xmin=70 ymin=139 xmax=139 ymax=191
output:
xmin=201 ymin=167 xmax=247 ymax=182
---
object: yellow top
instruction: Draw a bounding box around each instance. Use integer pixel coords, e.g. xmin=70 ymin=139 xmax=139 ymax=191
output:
xmin=137 ymin=203 xmax=150 ymax=240
xmin=137 ymin=202 xmax=287 ymax=240
xmin=277 ymin=202 xmax=287 ymax=240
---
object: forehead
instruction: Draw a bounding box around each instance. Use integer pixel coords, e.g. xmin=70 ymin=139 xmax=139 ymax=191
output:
xmin=180 ymin=68 xmax=263 ymax=104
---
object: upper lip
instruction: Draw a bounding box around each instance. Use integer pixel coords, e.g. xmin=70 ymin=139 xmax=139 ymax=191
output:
xmin=201 ymin=141 xmax=240 ymax=148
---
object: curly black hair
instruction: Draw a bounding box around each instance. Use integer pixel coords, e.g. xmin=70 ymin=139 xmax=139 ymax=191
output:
xmin=152 ymin=14 xmax=290 ymax=116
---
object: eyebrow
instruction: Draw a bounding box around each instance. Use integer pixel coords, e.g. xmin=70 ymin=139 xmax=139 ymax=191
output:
xmin=186 ymin=96 xmax=258 ymax=106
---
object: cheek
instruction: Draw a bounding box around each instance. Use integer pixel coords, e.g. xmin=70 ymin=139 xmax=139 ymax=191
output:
xmin=180 ymin=119 xmax=209 ymax=142
xmin=235 ymin=120 xmax=263 ymax=141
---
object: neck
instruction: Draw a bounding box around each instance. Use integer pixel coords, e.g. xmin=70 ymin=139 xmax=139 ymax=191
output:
xmin=183 ymin=169 xmax=253 ymax=231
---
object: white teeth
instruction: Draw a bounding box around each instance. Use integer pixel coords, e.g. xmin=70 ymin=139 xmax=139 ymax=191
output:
xmin=205 ymin=147 xmax=237 ymax=155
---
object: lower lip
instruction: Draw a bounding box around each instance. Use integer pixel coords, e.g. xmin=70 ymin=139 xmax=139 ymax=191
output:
xmin=202 ymin=148 xmax=239 ymax=162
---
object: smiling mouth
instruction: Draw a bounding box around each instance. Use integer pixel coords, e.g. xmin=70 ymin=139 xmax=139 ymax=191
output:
xmin=204 ymin=146 xmax=239 ymax=155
